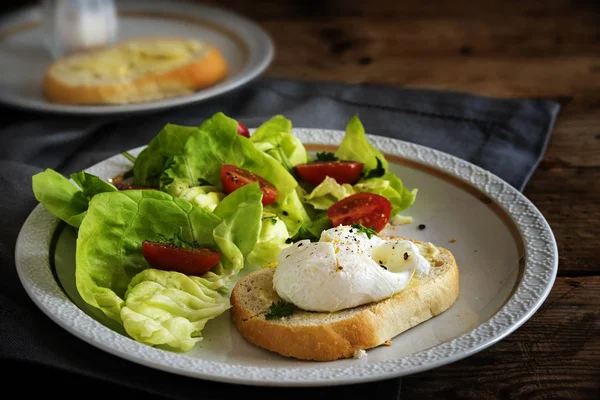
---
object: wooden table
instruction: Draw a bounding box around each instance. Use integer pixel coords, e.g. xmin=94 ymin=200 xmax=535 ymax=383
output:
xmin=200 ymin=0 xmax=599 ymax=397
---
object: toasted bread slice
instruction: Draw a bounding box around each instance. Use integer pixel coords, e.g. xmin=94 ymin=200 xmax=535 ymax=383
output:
xmin=230 ymin=239 xmax=459 ymax=361
xmin=43 ymin=37 xmax=228 ymax=105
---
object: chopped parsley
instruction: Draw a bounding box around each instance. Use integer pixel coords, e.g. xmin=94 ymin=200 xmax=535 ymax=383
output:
xmin=159 ymin=156 xmax=176 ymax=186
xmin=265 ymin=300 xmax=295 ymax=320
xmin=350 ymin=223 xmax=378 ymax=239
xmin=263 ymin=216 xmax=278 ymax=225
xmin=362 ymin=157 xmax=385 ymax=180
xmin=156 ymin=230 xmax=200 ymax=249
xmin=315 ymin=151 xmax=338 ymax=161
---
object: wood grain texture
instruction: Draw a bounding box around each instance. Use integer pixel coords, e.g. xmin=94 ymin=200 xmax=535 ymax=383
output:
xmin=198 ymin=0 xmax=600 ymax=397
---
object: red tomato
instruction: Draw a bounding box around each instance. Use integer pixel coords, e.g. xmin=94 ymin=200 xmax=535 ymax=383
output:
xmin=220 ymin=165 xmax=278 ymax=205
xmin=327 ymin=193 xmax=391 ymax=232
xmin=295 ymin=161 xmax=364 ymax=186
xmin=142 ymin=241 xmax=221 ymax=276
xmin=237 ymin=121 xmax=250 ymax=138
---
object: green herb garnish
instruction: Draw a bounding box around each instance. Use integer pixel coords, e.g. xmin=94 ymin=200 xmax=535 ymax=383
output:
xmin=315 ymin=151 xmax=338 ymax=161
xmin=157 ymin=229 xmax=200 ymax=249
xmin=263 ymin=216 xmax=278 ymax=225
xmin=159 ymin=155 xmax=176 ymax=186
xmin=350 ymin=223 xmax=378 ymax=239
xmin=362 ymin=157 xmax=385 ymax=180
xmin=265 ymin=300 xmax=295 ymax=320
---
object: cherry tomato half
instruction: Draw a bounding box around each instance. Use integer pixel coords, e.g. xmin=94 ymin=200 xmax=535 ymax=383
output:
xmin=295 ymin=161 xmax=364 ymax=186
xmin=237 ymin=121 xmax=250 ymax=138
xmin=327 ymin=192 xmax=391 ymax=232
xmin=220 ymin=165 xmax=278 ymax=205
xmin=142 ymin=241 xmax=221 ymax=276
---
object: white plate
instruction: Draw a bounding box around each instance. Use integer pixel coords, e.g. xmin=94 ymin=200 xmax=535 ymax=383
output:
xmin=15 ymin=129 xmax=558 ymax=386
xmin=0 ymin=0 xmax=273 ymax=115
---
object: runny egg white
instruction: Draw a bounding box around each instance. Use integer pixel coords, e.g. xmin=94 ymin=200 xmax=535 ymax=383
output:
xmin=273 ymin=225 xmax=431 ymax=312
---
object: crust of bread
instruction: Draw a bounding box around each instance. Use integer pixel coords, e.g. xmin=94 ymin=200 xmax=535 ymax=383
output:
xmin=230 ymin=239 xmax=459 ymax=361
xmin=43 ymin=38 xmax=228 ymax=105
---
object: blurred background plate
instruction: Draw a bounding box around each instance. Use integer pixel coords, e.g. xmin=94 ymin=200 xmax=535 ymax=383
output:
xmin=0 ymin=0 xmax=274 ymax=115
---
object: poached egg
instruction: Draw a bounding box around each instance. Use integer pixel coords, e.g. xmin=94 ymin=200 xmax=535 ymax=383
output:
xmin=273 ymin=225 xmax=431 ymax=312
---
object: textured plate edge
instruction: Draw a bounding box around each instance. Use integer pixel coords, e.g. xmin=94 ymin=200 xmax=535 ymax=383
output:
xmin=14 ymin=129 xmax=559 ymax=387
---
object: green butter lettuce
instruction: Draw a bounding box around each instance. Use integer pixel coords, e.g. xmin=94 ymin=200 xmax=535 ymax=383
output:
xmin=161 ymin=113 xmax=298 ymax=200
xmin=265 ymin=187 xmax=312 ymax=238
xmin=211 ymin=183 xmax=263 ymax=276
xmin=335 ymin=115 xmax=389 ymax=172
xmin=177 ymin=185 xmax=225 ymax=212
xmin=121 ymin=269 xmax=230 ymax=351
xmin=159 ymin=113 xmax=307 ymax=237
xmin=304 ymin=176 xmax=354 ymax=210
xmin=32 ymin=169 xmax=117 ymax=228
xmin=75 ymin=184 xmax=263 ymax=350
xmin=247 ymin=213 xmax=290 ymax=267
xmin=133 ymin=124 xmax=199 ymax=187
xmin=75 ymin=189 xmax=222 ymax=321
xmin=312 ymin=114 xmax=418 ymax=217
xmin=250 ymin=115 xmax=309 ymax=170
xmin=304 ymin=174 xmax=417 ymax=217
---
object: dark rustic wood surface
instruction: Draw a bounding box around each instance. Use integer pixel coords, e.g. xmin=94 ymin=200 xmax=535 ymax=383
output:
xmin=2 ymin=0 xmax=599 ymax=398
xmin=199 ymin=0 xmax=600 ymax=398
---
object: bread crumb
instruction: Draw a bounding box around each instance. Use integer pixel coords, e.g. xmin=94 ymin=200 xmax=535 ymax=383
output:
xmin=449 ymin=238 xmax=456 ymax=243
xmin=391 ymin=215 xmax=413 ymax=225
xmin=353 ymin=349 xmax=367 ymax=359
xmin=382 ymin=340 xmax=392 ymax=346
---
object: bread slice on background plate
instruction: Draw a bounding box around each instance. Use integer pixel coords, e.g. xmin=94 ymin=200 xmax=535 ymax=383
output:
xmin=43 ymin=37 xmax=228 ymax=105
xmin=231 ymin=237 xmax=460 ymax=362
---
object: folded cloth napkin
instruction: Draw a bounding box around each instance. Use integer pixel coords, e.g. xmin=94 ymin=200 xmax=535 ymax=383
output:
xmin=0 ymin=77 xmax=560 ymax=400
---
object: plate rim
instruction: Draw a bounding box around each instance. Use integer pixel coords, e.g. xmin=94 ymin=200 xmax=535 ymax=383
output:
xmin=0 ymin=0 xmax=274 ymax=115
xmin=15 ymin=129 xmax=559 ymax=387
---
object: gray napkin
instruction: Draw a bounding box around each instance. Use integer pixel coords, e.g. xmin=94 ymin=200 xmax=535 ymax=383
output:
xmin=0 ymin=77 xmax=560 ymax=400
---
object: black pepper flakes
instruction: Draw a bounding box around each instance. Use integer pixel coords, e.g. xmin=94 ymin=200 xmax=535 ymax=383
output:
xmin=418 ymin=224 xmax=426 ymax=230
xmin=403 ymin=252 xmax=409 ymax=260
xmin=380 ymin=265 xmax=388 ymax=270
xmin=282 ymin=211 xmax=289 ymax=216
xmin=285 ymin=254 xmax=291 ymax=258
xmin=285 ymin=238 xmax=293 ymax=244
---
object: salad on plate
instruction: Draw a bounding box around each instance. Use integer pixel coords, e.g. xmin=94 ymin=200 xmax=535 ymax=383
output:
xmin=31 ymin=112 xmax=417 ymax=352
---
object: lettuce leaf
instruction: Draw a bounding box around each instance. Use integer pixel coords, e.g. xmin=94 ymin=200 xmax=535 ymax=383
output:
xmin=32 ymin=169 xmax=117 ymax=228
xmin=247 ymin=213 xmax=290 ymax=268
xmin=250 ymin=115 xmax=309 ymax=170
xmin=161 ymin=113 xmax=298 ymax=201
xmin=304 ymin=176 xmax=355 ymax=210
xmin=116 ymin=184 xmax=263 ymax=351
xmin=357 ymin=172 xmax=418 ymax=215
xmin=121 ymin=269 xmax=230 ymax=351
xmin=133 ymin=124 xmax=199 ymax=187
xmin=75 ymin=184 xmax=263 ymax=352
xmin=335 ymin=115 xmax=389 ymax=172
xmin=75 ymin=190 xmax=222 ymax=321
xmin=176 ymin=185 xmax=225 ymax=212
xmin=304 ymin=174 xmax=417 ymax=217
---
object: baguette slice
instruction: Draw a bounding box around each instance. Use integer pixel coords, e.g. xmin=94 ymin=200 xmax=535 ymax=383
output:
xmin=230 ymin=238 xmax=459 ymax=361
xmin=43 ymin=37 xmax=228 ymax=105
